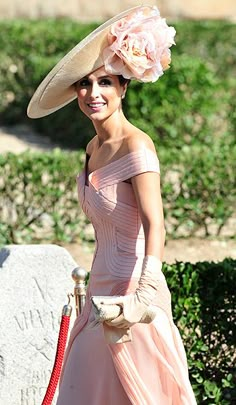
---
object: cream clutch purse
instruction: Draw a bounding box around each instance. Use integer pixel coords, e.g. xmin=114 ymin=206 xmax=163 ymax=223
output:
xmin=91 ymin=296 xmax=122 ymax=322
xmin=91 ymin=296 xmax=157 ymax=323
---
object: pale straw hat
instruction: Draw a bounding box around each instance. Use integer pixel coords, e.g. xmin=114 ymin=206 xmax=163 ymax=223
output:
xmin=27 ymin=5 xmax=176 ymax=119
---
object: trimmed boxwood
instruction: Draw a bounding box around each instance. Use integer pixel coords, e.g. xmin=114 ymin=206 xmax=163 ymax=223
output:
xmin=0 ymin=149 xmax=235 ymax=245
xmin=163 ymin=259 xmax=236 ymax=404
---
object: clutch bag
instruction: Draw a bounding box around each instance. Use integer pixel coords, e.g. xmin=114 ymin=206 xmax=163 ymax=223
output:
xmin=91 ymin=296 xmax=157 ymax=323
xmin=91 ymin=296 xmax=122 ymax=322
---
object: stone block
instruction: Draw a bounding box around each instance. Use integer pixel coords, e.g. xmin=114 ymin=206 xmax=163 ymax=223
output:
xmin=0 ymin=244 xmax=79 ymax=405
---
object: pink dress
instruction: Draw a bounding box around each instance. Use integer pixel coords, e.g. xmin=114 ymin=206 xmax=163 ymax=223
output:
xmin=56 ymin=148 xmax=196 ymax=405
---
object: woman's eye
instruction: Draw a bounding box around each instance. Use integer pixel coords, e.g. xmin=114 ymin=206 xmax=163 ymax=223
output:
xmin=78 ymin=79 xmax=90 ymax=87
xmin=100 ymin=79 xmax=112 ymax=86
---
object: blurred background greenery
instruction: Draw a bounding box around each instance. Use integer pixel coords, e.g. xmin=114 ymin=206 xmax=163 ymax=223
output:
xmin=0 ymin=11 xmax=236 ymax=405
xmin=0 ymin=19 xmax=235 ymax=150
xmin=0 ymin=19 xmax=235 ymax=243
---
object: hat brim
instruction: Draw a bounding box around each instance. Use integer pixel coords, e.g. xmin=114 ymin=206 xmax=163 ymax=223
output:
xmin=27 ymin=6 xmax=141 ymax=119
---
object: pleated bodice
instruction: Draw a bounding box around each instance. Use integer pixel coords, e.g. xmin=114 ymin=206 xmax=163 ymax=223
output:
xmin=77 ymin=148 xmax=160 ymax=280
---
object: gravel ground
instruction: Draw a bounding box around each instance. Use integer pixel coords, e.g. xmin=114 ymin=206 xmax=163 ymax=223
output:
xmin=1 ymin=124 xmax=235 ymax=266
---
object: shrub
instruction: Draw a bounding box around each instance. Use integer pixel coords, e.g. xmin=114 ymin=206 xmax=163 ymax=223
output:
xmin=0 ymin=19 xmax=235 ymax=149
xmin=0 ymin=19 xmax=96 ymax=145
xmin=160 ymin=137 xmax=236 ymax=237
xmin=174 ymin=20 xmax=236 ymax=77
xmin=0 ymin=150 xmax=85 ymax=245
xmin=0 ymin=149 xmax=235 ymax=245
xmin=163 ymin=259 xmax=236 ymax=404
xmin=125 ymin=54 xmax=230 ymax=149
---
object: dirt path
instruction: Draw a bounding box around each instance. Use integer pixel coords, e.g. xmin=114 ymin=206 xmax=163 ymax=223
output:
xmin=1 ymin=125 xmax=235 ymax=266
xmin=61 ymin=238 xmax=236 ymax=271
xmin=0 ymin=125 xmax=58 ymax=153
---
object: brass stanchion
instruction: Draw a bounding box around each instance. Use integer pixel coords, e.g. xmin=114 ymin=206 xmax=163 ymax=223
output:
xmin=42 ymin=266 xmax=87 ymax=405
xmin=71 ymin=266 xmax=87 ymax=316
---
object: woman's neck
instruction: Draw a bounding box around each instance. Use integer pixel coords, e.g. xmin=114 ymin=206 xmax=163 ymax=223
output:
xmin=92 ymin=111 xmax=128 ymax=146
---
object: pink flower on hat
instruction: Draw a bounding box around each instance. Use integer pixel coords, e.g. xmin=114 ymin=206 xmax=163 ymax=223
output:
xmin=102 ymin=6 xmax=176 ymax=83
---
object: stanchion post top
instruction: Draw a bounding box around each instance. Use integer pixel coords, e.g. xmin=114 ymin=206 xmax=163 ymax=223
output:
xmin=71 ymin=267 xmax=87 ymax=284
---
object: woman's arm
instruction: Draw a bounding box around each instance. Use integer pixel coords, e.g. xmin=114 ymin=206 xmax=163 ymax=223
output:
xmin=104 ymin=171 xmax=165 ymax=328
xmin=126 ymin=129 xmax=166 ymax=260
xmin=104 ymin=140 xmax=166 ymax=328
xmin=131 ymin=170 xmax=166 ymax=261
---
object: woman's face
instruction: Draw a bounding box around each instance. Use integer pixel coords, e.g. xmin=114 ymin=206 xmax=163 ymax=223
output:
xmin=75 ymin=67 xmax=126 ymax=122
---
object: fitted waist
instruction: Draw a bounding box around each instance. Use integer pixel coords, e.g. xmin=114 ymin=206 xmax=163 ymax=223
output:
xmin=91 ymin=245 xmax=144 ymax=280
xmin=94 ymin=227 xmax=145 ymax=257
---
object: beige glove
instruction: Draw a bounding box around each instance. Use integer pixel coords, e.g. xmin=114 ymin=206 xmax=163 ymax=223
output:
xmin=99 ymin=255 xmax=162 ymax=329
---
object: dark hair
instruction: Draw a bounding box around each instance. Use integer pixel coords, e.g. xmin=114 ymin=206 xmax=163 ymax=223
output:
xmin=118 ymin=75 xmax=131 ymax=86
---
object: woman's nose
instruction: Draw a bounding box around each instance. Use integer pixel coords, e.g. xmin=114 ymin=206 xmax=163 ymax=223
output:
xmin=90 ymin=82 xmax=100 ymax=99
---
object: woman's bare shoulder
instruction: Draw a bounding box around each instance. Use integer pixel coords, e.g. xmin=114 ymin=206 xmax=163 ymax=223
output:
xmin=86 ymin=135 xmax=98 ymax=156
xmin=125 ymin=126 xmax=157 ymax=155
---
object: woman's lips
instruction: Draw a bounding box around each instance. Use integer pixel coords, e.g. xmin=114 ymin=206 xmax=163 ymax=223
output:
xmin=87 ymin=102 xmax=106 ymax=111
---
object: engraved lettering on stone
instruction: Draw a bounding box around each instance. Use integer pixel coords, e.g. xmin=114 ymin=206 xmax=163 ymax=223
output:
xmin=0 ymin=355 xmax=5 ymax=386
xmin=0 ymin=245 xmax=77 ymax=405
xmin=0 ymin=356 xmax=5 ymax=377
xmin=50 ymin=310 xmax=59 ymax=331
xmin=36 ymin=309 xmax=44 ymax=328
xmin=31 ymin=369 xmax=51 ymax=385
xmin=29 ymin=338 xmax=53 ymax=361
xmin=32 ymin=276 xmax=46 ymax=301
xmin=14 ymin=309 xmax=47 ymax=331
xmin=14 ymin=312 xmax=28 ymax=331
xmin=20 ymin=386 xmax=47 ymax=405
xmin=32 ymin=276 xmax=54 ymax=303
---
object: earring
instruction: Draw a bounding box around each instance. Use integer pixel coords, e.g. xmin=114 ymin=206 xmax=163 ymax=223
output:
xmin=121 ymin=94 xmax=125 ymax=99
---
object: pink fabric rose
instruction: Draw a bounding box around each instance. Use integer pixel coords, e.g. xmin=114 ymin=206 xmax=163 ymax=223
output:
xmin=102 ymin=6 xmax=176 ymax=83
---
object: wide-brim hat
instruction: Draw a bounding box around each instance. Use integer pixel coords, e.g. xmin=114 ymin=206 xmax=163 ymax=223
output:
xmin=27 ymin=5 xmax=176 ymax=119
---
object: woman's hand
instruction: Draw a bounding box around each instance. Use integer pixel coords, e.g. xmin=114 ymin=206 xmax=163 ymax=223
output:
xmin=103 ymin=294 xmax=147 ymax=329
xmin=105 ymin=256 xmax=163 ymax=328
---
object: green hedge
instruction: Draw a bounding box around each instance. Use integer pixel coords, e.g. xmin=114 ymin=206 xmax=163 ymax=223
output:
xmin=0 ymin=19 xmax=235 ymax=150
xmin=163 ymin=259 xmax=236 ymax=404
xmin=0 ymin=149 xmax=235 ymax=245
xmin=0 ymin=150 xmax=86 ymax=245
xmin=160 ymin=138 xmax=236 ymax=237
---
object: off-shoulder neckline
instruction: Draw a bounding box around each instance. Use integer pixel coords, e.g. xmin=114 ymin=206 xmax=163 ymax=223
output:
xmin=78 ymin=148 xmax=159 ymax=188
xmin=86 ymin=148 xmax=158 ymax=178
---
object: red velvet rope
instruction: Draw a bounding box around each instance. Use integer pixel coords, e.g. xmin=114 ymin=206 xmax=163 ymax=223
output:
xmin=41 ymin=314 xmax=70 ymax=405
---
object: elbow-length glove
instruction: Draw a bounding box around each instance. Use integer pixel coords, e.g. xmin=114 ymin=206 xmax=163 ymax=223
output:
xmin=100 ymin=255 xmax=162 ymax=329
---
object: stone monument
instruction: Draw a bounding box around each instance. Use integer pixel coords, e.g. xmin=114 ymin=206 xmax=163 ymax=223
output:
xmin=0 ymin=244 xmax=79 ymax=405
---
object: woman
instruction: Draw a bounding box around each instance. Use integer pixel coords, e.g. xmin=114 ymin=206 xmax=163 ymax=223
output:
xmin=28 ymin=6 xmax=196 ymax=404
